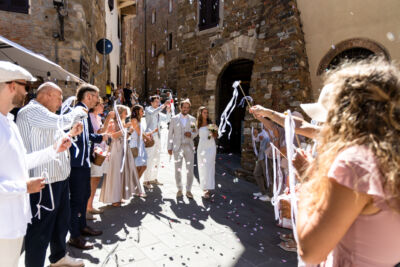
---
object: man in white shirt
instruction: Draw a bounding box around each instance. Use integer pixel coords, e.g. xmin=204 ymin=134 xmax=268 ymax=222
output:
xmin=17 ymin=82 xmax=85 ymax=267
xmin=143 ymin=95 xmax=171 ymax=189
xmin=168 ymin=99 xmax=198 ymax=198
xmin=0 ymin=61 xmax=71 ymax=267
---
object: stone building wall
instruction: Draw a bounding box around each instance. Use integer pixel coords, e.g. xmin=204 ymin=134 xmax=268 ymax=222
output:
xmin=0 ymin=0 xmax=107 ymax=96
xmin=130 ymin=0 xmax=313 ymax=172
xmin=130 ymin=0 xmax=180 ymax=98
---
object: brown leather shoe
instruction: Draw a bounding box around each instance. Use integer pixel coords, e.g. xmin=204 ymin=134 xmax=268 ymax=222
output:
xmin=143 ymin=182 xmax=153 ymax=189
xmin=186 ymin=191 xmax=193 ymax=199
xmin=176 ymin=190 xmax=183 ymax=197
xmin=81 ymin=226 xmax=103 ymax=236
xmin=149 ymin=179 xmax=163 ymax=185
xmin=68 ymin=237 xmax=93 ymax=250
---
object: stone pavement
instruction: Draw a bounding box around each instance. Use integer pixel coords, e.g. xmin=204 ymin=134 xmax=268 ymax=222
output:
xmin=19 ymin=147 xmax=297 ymax=267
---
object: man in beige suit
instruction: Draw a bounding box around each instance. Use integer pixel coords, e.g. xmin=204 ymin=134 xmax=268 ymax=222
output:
xmin=168 ymin=99 xmax=198 ymax=198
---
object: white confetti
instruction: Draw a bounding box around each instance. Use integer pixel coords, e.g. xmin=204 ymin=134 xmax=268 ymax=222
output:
xmin=387 ymin=32 xmax=395 ymax=41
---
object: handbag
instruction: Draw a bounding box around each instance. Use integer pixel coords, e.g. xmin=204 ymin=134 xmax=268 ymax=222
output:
xmin=144 ymin=136 xmax=155 ymax=148
xmin=93 ymin=151 xmax=106 ymax=166
xmin=131 ymin=147 xmax=138 ymax=158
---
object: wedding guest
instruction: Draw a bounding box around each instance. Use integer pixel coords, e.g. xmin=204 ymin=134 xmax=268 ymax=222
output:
xmin=130 ymin=104 xmax=153 ymax=179
xmin=87 ymin=97 xmax=114 ymax=218
xmin=143 ymin=95 xmax=171 ymax=189
xmin=123 ymin=83 xmax=133 ymax=107
xmin=196 ymin=107 xmax=217 ymax=199
xmin=100 ymin=105 xmax=145 ymax=206
xmin=68 ymin=84 xmax=109 ymax=250
xmin=106 ymin=80 xmax=112 ymax=99
xmin=251 ymin=126 xmax=271 ymax=202
xmin=168 ymin=99 xmax=198 ymax=198
xmin=297 ymin=58 xmax=400 ymax=266
xmin=17 ymin=82 xmax=86 ymax=267
xmin=0 ymin=61 xmax=71 ymax=267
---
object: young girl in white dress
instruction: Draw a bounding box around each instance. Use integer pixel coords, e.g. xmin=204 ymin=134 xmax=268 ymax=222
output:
xmin=196 ymin=107 xmax=217 ymax=199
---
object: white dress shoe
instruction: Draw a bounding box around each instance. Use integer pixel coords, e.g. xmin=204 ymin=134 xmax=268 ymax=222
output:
xmin=259 ymin=195 xmax=271 ymax=202
xmin=50 ymin=253 xmax=84 ymax=267
xmin=253 ymin=192 xmax=263 ymax=197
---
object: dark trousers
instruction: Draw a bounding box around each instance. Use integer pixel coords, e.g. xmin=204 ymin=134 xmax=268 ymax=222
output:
xmin=253 ymin=159 xmax=267 ymax=195
xmin=25 ymin=179 xmax=70 ymax=266
xmin=69 ymin=167 xmax=91 ymax=238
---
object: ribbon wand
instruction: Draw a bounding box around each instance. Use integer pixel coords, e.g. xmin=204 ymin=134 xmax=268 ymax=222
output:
xmin=234 ymin=81 xmax=252 ymax=108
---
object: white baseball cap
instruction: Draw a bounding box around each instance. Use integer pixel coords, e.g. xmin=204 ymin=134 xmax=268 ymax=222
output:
xmin=300 ymin=83 xmax=337 ymax=123
xmin=0 ymin=61 xmax=37 ymax=83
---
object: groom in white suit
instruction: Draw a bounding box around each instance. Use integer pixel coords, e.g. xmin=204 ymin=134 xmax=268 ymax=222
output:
xmin=168 ymin=99 xmax=198 ymax=198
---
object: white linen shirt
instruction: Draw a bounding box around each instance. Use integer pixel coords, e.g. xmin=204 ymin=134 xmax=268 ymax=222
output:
xmin=17 ymin=100 xmax=86 ymax=184
xmin=145 ymin=105 xmax=171 ymax=136
xmin=180 ymin=114 xmax=188 ymax=128
xmin=0 ymin=112 xmax=56 ymax=239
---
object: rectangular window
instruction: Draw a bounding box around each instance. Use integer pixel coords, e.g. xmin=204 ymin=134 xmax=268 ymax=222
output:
xmin=151 ymin=43 xmax=156 ymax=57
xmin=140 ymin=52 xmax=144 ymax=64
xmin=168 ymin=0 xmax=173 ymax=13
xmin=0 ymin=0 xmax=29 ymax=14
xmin=199 ymin=0 xmax=219 ymax=31
xmin=151 ymin=9 xmax=156 ymax=24
xmin=139 ymin=23 xmax=143 ymax=33
xmin=118 ymin=16 xmax=121 ymax=39
xmin=168 ymin=33 xmax=173 ymax=51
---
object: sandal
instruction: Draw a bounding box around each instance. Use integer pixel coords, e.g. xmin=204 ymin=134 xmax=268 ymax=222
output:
xmin=279 ymin=233 xmax=294 ymax=242
xmin=203 ymin=191 xmax=210 ymax=199
xmin=112 ymin=202 xmax=121 ymax=207
xmin=278 ymin=240 xmax=297 ymax=253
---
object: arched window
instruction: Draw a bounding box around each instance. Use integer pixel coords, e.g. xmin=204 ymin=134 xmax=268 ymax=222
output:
xmin=317 ymin=38 xmax=390 ymax=75
xmin=326 ymin=47 xmax=375 ymax=71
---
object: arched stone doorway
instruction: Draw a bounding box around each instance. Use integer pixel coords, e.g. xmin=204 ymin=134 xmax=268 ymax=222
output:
xmin=216 ymin=59 xmax=254 ymax=154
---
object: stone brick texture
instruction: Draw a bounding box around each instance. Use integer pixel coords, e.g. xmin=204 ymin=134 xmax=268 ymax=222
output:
xmin=118 ymin=0 xmax=313 ymax=171
xmin=0 ymin=0 xmax=107 ymax=96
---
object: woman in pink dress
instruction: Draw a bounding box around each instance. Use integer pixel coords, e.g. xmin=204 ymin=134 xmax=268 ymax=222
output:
xmin=297 ymin=58 xmax=400 ymax=267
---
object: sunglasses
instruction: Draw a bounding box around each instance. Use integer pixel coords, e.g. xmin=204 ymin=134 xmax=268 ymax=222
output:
xmin=6 ymin=81 xmax=29 ymax=91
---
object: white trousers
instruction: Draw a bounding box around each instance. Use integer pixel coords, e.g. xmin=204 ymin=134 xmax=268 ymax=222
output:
xmin=144 ymin=134 xmax=161 ymax=182
xmin=0 ymin=237 xmax=23 ymax=267
xmin=174 ymin=144 xmax=194 ymax=191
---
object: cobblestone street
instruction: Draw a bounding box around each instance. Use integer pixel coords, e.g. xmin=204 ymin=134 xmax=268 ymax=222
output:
xmin=17 ymin=131 xmax=297 ymax=267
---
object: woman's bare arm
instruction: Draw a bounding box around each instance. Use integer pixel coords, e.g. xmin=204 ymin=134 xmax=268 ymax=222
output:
xmin=250 ymin=105 xmax=320 ymax=139
xmin=297 ymin=179 xmax=371 ymax=264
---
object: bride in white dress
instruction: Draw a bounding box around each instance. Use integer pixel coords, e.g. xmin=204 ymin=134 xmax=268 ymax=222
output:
xmin=196 ymin=107 xmax=217 ymax=199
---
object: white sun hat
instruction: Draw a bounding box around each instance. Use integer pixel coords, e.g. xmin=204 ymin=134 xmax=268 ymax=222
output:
xmin=0 ymin=61 xmax=37 ymax=83
xmin=300 ymin=83 xmax=337 ymax=123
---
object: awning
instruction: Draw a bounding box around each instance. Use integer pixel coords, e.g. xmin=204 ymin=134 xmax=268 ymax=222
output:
xmin=0 ymin=35 xmax=83 ymax=83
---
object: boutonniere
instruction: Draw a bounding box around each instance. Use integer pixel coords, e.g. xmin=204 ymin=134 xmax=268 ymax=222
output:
xmin=190 ymin=122 xmax=196 ymax=130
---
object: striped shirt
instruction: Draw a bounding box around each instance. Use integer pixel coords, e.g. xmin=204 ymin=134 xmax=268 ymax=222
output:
xmin=16 ymin=100 xmax=87 ymax=184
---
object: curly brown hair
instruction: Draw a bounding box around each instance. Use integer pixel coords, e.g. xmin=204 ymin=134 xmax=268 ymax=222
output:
xmin=303 ymin=57 xmax=400 ymax=211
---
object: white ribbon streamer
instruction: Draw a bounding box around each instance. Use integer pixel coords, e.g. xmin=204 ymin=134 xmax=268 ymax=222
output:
xmin=285 ymin=110 xmax=312 ymax=266
xmin=114 ymin=103 xmax=127 ymax=173
xmin=34 ymin=169 xmax=55 ymax=220
xmin=55 ymin=96 xmax=80 ymax=163
xmin=251 ymin=127 xmax=258 ymax=157
xmin=218 ymin=83 xmax=239 ymax=139
xmin=270 ymin=143 xmax=283 ymax=221
xmin=169 ymin=95 xmax=176 ymax=116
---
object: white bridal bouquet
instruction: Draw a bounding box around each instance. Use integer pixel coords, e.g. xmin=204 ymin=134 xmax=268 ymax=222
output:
xmin=207 ymin=124 xmax=218 ymax=139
